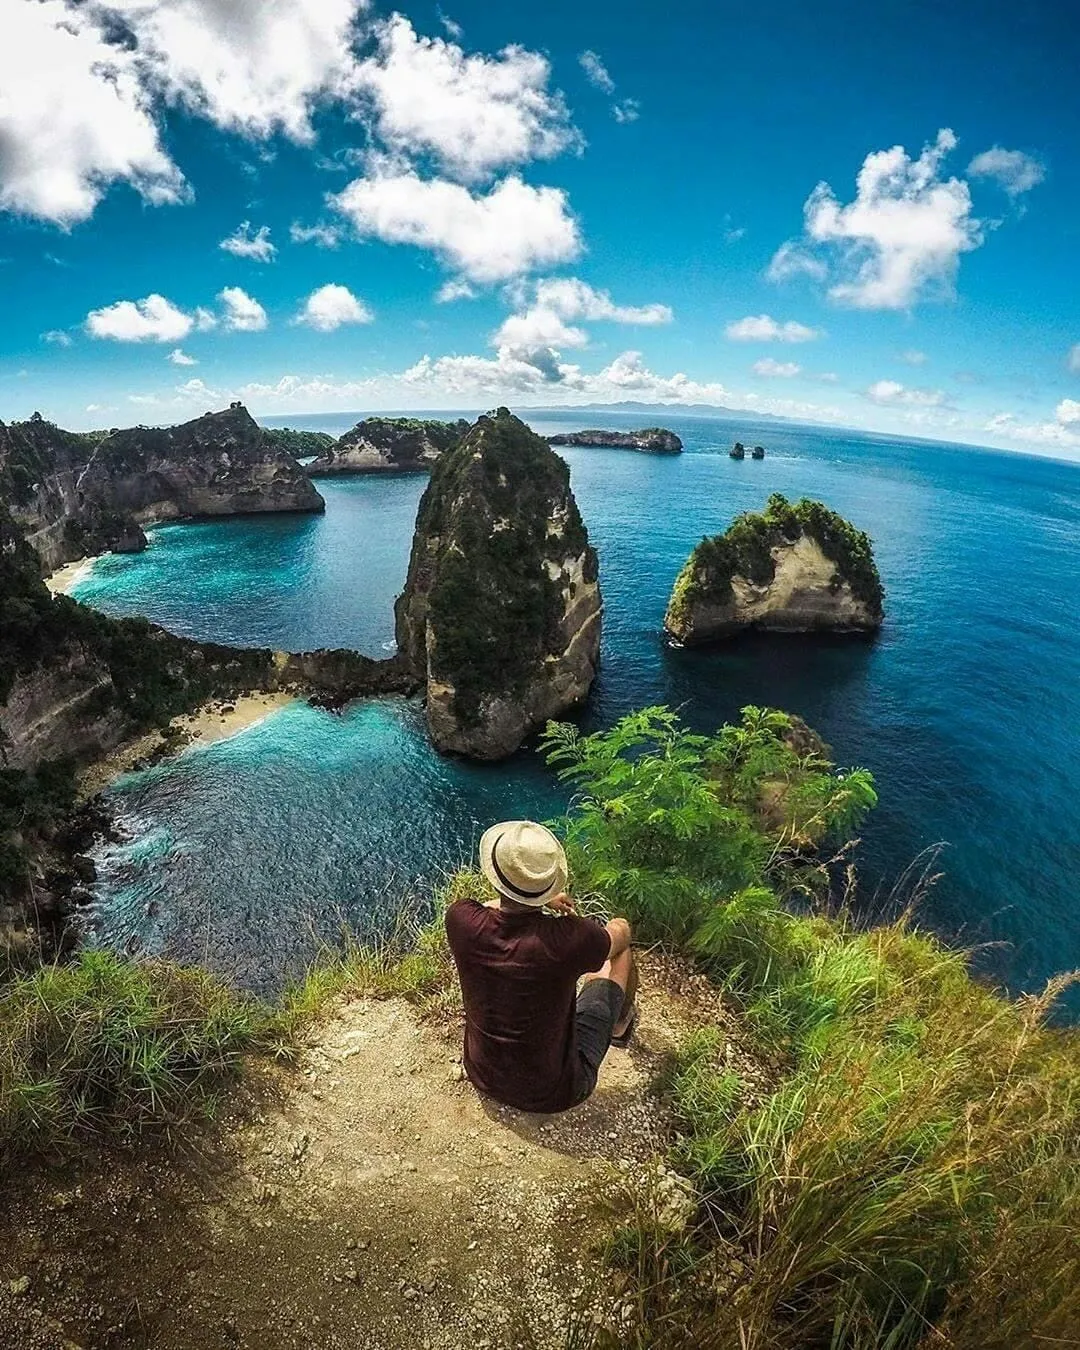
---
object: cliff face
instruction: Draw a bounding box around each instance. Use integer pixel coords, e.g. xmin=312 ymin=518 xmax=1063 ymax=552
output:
xmin=306 ymin=418 xmax=470 ymax=476
xmin=547 ymin=427 xmax=683 ymax=454
xmin=0 ymin=405 xmax=324 ymax=573
xmin=665 ymin=493 xmax=884 ymax=645
xmin=395 ymin=409 xmax=602 ymax=760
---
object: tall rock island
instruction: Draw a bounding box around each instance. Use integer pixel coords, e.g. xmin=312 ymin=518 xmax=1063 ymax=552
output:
xmin=0 ymin=404 xmax=323 ymax=573
xmin=395 ymin=409 xmax=602 ymax=760
xmin=664 ymin=493 xmax=883 ymax=644
xmin=306 ymin=417 xmax=470 ymax=476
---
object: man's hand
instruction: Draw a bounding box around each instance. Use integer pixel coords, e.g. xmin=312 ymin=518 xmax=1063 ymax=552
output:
xmin=546 ymin=892 xmax=577 ymax=915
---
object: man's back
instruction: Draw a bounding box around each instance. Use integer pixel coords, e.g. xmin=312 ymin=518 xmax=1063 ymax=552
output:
xmin=445 ymin=897 xmax=610 ymax=1112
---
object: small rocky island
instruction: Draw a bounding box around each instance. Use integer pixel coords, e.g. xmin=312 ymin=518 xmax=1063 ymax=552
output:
xmin=546 ymin=427 xmax=682 ymax=454
xmin=396 ymin=408 xmax=602 ymax=760
xmin=730 ymin=442 xmax=746 ymax=460
xmin=306 ymin=417 xmax=470 ymax=476
xmin=0 ymin=404 xmax=323 ymax=572
xmin=664 ymin=493 xmax=884 ymax=644
xmin=752 ymin=445 xmax=766 ymax=459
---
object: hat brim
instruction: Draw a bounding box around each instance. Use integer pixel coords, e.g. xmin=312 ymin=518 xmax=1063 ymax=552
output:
xmin=479 ymin=821 xmax=567 ymax=908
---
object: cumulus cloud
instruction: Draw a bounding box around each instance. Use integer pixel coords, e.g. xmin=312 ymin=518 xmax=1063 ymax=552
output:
xmin=578 ymin=51 xmax=615 ymax=95
xmin=290 ymin=221 xmax=343 ymax=248
xmin=42 ymin=330 xmax=73 ymax=347
xmin=725 ymin=314 xmax=822 ymax=342
xmin=103 ymin=0 xmax=366 ymax=143
xmin=967 ymin=147 xmax=1045 ymax=198
xmin=351 ymin=15 xmax=578 ymax=182
xmin=218 ymin=286 xmax=268 ymax=332
xmin=1056 ymin=399 xmax=1080 ymax=427
xmin=220 ymin=221 xmax=276 ymax=261
xmin=765 ymin=241 xmax=826 ymax=283
xmin=331 ymin=169 xmax=581 ymax=283
xmin=866 ymin=378 xmax=945 ymax=406
xmin=0 ymin=0 xmax=186 ymax=225
xmin=612 ymin=99 xmax=640 ymax=124
xmin=985 ymin=411 xmax=1080 ymax=452
xmin=168 ymin=347 xmax=197 ymax=365
xmin=435 ymin=278 xmax=476 ymax=303
xmin=752 ymin=358 xmax=801 ymax=377
xmin=295 ymin=283 xmax=373 ymax=331
xmin=86 ymin=294 xmax=195 ymax=342
xmin=770 ymin=129 xmax=983 ymax=309
xmin=1067 ymin=344 xmax=1080 ymax=374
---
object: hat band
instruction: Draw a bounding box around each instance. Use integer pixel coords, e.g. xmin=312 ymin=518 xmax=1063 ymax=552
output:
xmin=491 ymin=832 xmax=553 ymax=899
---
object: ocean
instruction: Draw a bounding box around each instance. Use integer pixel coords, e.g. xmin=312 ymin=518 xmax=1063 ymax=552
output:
xmin=73 ymin=411 xmax=1080 ymax=1012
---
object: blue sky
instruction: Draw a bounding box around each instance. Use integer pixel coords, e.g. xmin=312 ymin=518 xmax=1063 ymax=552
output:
xmin=2 ymin=0 xmax=1078 ymax=456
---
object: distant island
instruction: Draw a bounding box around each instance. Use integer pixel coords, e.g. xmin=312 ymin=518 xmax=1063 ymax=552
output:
xmin=546 ymin=427 xmax=682 ymax=454
xmin=306 ymin=417 xmax=470 ymax=476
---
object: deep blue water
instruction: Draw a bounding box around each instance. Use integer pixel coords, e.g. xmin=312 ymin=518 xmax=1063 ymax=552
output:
xmin=76 ymin=411 xmax=1080 ymax=1010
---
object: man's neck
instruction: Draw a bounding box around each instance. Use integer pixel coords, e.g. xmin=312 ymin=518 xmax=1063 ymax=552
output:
xmin=497 ymin=896 xmax=538 ymax=916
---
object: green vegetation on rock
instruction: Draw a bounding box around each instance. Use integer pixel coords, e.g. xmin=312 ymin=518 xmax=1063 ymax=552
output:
xmin=261 ymin=428 xmax=336 ymax=457
xmin=397 ymin=408 xmax=596 ymax=726
xmin=667 ymin=492 xmax=884 ymax=634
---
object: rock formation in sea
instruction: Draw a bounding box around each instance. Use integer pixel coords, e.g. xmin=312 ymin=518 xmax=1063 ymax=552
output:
xmin=0 ymin=405 xmax=324 ymax=573
xmin=546 ymin=427 xmax=683 ymax=454
xmin=751 ymin=445 xmax=766 ymax=460
xmin=395 ymin=408 xmax=602 ymax=760
xmin=306 ymin=417 xmax=471 ymax=476
xmin=730 ymin=442 xmax=746 ymax=460
xmin=664 ymin=493 xmax=884 ymax=644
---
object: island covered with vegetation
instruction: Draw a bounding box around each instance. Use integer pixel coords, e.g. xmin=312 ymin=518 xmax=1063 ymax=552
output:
xmin=306 ymin=416 xmax=471 ymax=475
xmin=547 ymin=426 xmax=683 ymax=453
xmin=665 ymin=492 xmax=884 ymax=643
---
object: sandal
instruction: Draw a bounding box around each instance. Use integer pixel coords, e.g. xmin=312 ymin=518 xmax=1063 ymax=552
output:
xmin=610 ymin=1005 xmax=639 ymax=1049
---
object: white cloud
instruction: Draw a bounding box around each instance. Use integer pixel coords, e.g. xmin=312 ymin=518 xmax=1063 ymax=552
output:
xmin=752 ymin=358 xmax=801 ymax=377
xmin=194 ymin=306 xmax=218 ymax=331
xmin=765 ymin=241 xmax=827 ymax=283
xmin=220 ymin=221 xmax=276 ymax=262
xmin=772 ymin=129 xmax=983 ymax=309
xmin=985 ymin=411 xmax=1080 ymax=452
xmin=331 ymin=169 xmax=581 ymax=283
xmin=437 ymin=9 xmax=463 ymax=41
xmin=295 ymin=284 xmax=373 ymax=331
xmin=613 ymin=99 xmax=640 ymax=124
xmin=218 ymin=287 xmax=268 ymax=332
xmin=725 ymin=314 xmax=822 ymax=342
xmin=0 ymin=0 xmax=186 ymax=225
xmin=967 ymin=147 xmax=1045 ymax=198
xmin=1067 ymin=344 xmax=1080 ymax=375
xmin=1056 ymin=399 xmax=1080 ymax=427
xmin=866 ymin=378 xmax=945 ymax=407
xmin=41 ymin=330 xmax=73 ymax=347
xmin=351 ymin=15 xmax=578 ymax=183
xmin=86 ymin=294 xmax=195 ymax=343
xmin=168 ymin=348 xmax=198 ymax=365
xmin=435 ymin=278 xmax=476 ymax=303
xmin=578 ymin=51 xmax=615 ymax=95
xmin=901 ymin=349 xmax=928 ymax=365
xmin=103 ymin=0 xmax=366 ymax=143
xmin=290 ymin=221 xmax=343 ymax=248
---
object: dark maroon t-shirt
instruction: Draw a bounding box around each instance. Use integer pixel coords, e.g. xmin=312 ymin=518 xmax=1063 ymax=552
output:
xmin=445 ymin=898 xmax=611 ymax=1113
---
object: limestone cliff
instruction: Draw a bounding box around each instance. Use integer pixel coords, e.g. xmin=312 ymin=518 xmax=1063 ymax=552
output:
xmin=547 ymin=427 xmax=682 ymax=454
xmin=0 ymin=405 xmax=324 ymax=573
xmin=306 ymin=418 xmax=470 ymax=476
xmin=664 ymin=493 xmax=883 ymax=644
xmin=395 ymin=409 xmax=602 ymax=760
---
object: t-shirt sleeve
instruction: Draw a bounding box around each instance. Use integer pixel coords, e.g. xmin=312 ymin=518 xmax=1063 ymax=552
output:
xmin=567 ymin=915 xmax=612 ymax=974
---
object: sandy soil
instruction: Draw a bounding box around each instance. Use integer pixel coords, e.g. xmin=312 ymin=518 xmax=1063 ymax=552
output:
xmin=78 ymin=693 xmax=296 ymax=799
xmin=45 ymin=557 xmax=103 ymax=595
xmin=0 ymin=954 xmax=764 ymax=1350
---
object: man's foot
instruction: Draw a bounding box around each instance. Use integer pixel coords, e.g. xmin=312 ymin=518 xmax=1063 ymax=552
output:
xmin=610 ymin=1005 xmax=638 ymax=1049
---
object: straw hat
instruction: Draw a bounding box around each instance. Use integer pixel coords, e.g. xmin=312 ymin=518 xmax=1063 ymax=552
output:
xmin=479 ymin=820 xmax=568 ymax=908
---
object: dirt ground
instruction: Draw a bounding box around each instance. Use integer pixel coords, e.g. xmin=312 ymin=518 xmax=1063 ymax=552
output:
xmin=0 ymin=954 xmax=760 ymax=1350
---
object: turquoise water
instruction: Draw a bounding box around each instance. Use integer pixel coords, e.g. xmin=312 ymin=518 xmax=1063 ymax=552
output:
xmin=77 ymin=412 xmax=1080 ymax=1009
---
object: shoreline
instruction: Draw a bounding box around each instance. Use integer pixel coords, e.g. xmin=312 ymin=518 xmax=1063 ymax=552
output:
xmin=78 ymin=690 xmax=296 ymax=798
xmin=46 ymin=554 xmax=104 ymax=595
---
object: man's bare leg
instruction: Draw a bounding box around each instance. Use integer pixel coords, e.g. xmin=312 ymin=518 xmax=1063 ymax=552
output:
xmin=584 ymin=947 xmax=638 ymax=1037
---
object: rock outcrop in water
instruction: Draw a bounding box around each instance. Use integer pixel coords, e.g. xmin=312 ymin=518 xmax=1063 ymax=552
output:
xmin=306 ymin=417 xmax=470 ymax=476
xmin=395 ymin=408 xmax=602 ymax=760
xmin=664 ymin=493 xmax=883 ymax=644
xmin=0 ymin=405 xmax=324 ymax=573
xmin=547 ymin=427 xmax=682 ymax=454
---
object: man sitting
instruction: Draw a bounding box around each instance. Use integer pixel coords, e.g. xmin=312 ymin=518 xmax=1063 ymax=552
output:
xmin=445 ymin=819 xmax=638 ymax=1114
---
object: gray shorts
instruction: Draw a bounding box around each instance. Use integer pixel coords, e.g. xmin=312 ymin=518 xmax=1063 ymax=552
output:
xmin=571 ymin=978 xmax=624 ymax=1105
